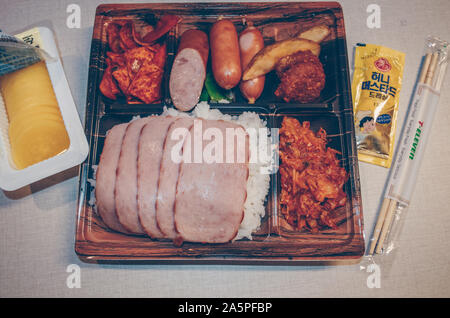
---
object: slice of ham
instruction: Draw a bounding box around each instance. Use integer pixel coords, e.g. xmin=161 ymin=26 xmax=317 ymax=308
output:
xmin=174 ymin=119 xmax=249 ymax=243
xmin=155 ymin=117 xmax=194 ymax=238
xmin=95 ymin=123 xmax=131 ymax=234
xmin=137 ymin=116 xmax=177 ymax=238
xmin=114 ymin=116 xmax=155 ymax=234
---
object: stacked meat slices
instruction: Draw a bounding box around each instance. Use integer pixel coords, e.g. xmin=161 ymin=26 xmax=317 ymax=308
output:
xmin=95 ymin=116 xmax=249 ymax=244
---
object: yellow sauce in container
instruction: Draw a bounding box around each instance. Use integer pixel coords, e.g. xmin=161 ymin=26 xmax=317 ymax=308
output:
xmin=0 ymin=61 xmax=70 ymax=169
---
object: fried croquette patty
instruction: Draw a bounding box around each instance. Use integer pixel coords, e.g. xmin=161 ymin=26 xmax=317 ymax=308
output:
xmin=274 ymin=50 xmax=325 ymax=103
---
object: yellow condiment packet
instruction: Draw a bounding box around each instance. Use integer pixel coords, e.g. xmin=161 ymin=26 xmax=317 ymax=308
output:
xmin=352 ymin=43 xmax=405 ymax=168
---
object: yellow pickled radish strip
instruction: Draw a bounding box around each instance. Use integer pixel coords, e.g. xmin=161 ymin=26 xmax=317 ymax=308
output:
xmin=8 ymin=104 xmax=63 ymax=128
xmin=9 ymin=103 xmax=63 ymax=123
xmin=9 ymin=119 xmax=70 ymax=170
xmin=0 ymin=61 xmax=59 ymax=121
xmin=0 ymin=60 xmax=70 ymax=169
xmin=7 ymin=101 xmax=62 ymax=123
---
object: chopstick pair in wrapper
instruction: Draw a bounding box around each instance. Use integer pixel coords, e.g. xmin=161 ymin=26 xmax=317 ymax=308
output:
xmin=368 ymin=37 xmax=449 ymax=255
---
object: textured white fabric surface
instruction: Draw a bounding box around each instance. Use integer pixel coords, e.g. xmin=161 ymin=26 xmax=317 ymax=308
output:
xmin=0 ymin=0 xmax=449 ymax=297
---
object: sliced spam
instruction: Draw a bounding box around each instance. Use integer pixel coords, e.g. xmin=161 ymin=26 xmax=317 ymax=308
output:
xmin=95 ymin=114 xmax=249 ymax=244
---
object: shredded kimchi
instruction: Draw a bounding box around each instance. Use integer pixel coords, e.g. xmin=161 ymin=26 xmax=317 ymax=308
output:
xmin=279 ymin=117 xmax=348 ymax=232
xmin=99 ymin=16 xmax=179 ymax=104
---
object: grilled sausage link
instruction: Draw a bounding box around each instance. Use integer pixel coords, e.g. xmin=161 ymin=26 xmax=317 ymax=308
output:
xmin=239 ymin=25 xmax=265 ymax=103
xmin=210 ymin=19 xmax=242 ymax=90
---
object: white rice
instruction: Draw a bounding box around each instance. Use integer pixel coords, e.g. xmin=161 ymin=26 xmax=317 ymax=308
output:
xmin=90 ymin=102 xmax=271 ymax=240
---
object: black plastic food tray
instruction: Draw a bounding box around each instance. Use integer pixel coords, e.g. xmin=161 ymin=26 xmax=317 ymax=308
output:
xmin=76 ymin=2 xmax=364 ymax=264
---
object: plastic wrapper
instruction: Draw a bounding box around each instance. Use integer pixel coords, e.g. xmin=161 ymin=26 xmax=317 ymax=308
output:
xmin=0 ymin=29 xmax=55 ymax=76
xmin=366 ymin=36 xmax=449 ymax=259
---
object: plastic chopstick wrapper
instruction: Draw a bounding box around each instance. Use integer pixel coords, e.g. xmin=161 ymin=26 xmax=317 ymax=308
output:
xmin=368 ymin=36 xmax=449 ymax=256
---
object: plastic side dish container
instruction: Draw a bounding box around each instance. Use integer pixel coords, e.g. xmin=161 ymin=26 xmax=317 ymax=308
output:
xmin=0 ymin=27 xmax=89 ymax=191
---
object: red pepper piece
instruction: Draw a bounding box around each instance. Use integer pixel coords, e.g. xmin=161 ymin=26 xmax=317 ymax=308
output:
xmin=106 ymin=22 xmax=123 ymax=53
xmin=134 ymin=15 xmax=180 ymax=45
xmin=119 ymin=21 xmax=139 ymax=50
xmin=131 ymin=22 xmax=154 ymax=46
xmin=153 ymin=42 xmax=167 ymax=70
xmin=106 ymin=51 xmax=126 ymax=67
xmin=99 ymin=60 xmax=120 ymax=100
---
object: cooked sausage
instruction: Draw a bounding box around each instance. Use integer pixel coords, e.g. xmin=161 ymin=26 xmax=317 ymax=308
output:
xmin=210 ymin=19 xmax=242 ymax=90
xmin=239 ymin=25 xmax=265 ymax=103
xmin=169 ymin=29 xmax=209 ymax=111
xmin=177 ymin=29 xmax=209 ymax=66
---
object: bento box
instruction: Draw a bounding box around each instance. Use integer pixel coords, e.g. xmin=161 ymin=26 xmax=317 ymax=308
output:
xmin=75 ymin=2 xmax=364 ymax=263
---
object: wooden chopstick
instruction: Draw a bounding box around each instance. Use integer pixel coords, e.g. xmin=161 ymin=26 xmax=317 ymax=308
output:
xmin=418 ymin=53 xmax=432 ymax=83
xmin=425 ymin=52 xmax=439 ymax=85
xmin=375 ymin=199 xmax=398 ymax=254
xmin=368 ymin=198 xmax=391 ymax=255
xmin=368 ymin=52 xmax=437 ymax=255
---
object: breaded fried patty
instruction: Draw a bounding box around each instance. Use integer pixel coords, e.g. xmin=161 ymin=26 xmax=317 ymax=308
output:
xmin=274 ymin=50 xmax=325 ymax=103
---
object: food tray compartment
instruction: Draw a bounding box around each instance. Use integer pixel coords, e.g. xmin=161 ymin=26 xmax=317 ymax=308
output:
xmin=87 ymin=12 xmax=175 ymax=114
xmin=271 ymin=108 xmax=360 ymax=248
xmin=89 ymin=2 xmax=350 ymax=114
xmin=169 ymin=8 xmax=343 ymax=109
xmin=77 ymin=104 xmax=278 ymax=262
